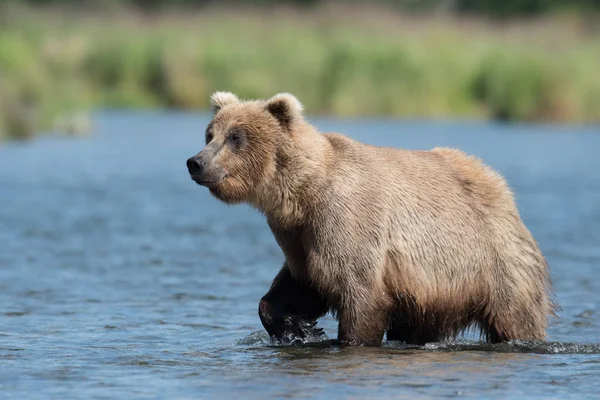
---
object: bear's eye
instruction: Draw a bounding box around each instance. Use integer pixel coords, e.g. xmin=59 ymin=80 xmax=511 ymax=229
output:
xmin=228 ymin=131 xmax=244 ymax=145
xmin=205 ymin=133 xmax=213 ymax=144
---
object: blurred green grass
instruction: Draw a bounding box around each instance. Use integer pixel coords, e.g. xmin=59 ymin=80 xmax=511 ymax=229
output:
xmin=1 ymin=5 xmax=600 ymax=140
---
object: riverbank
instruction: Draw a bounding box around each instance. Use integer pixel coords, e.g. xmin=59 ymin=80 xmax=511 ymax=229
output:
xmin=1 ymin=5 xmax=599 ymax=140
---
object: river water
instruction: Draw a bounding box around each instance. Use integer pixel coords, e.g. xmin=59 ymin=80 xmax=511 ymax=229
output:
xmin=1 ymin=112 xmax=599 ymax=399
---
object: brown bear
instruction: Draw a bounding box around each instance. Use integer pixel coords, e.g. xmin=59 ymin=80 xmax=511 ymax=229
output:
xmin=186 ymin=92 xmax=556 ymax=346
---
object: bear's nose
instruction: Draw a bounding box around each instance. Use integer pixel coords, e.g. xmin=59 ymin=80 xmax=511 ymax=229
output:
xmin=187 ymin=157 xmax=205 ymax=175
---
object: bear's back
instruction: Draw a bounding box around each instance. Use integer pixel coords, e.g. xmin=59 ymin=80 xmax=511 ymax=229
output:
xmin=316 ymin=134 xmax=517 ymax=284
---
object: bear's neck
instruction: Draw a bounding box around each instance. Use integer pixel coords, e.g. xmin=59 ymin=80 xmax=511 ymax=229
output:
xmin=253 ymin=125 xmax=332 ymax=229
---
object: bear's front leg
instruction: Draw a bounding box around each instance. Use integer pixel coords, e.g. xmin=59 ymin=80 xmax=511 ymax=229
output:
xmin=337 ymin=293 xmax=391 ymax=346
xmin=258 ymin=265 xmax=328 ymax=343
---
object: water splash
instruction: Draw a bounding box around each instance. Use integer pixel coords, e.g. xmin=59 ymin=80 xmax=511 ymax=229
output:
xmin=237 ymin=331 xmax=330 ymax=347
xmin=238 ymin=333 xmax=600 ymax=354
xmin=236 ymin=331 xmax=271 ymax=346
xmin=414 ymin=340 xmax=600 ymax=354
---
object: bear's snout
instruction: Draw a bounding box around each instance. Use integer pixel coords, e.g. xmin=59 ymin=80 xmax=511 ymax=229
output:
xmin=187 ymin=152 xmax=227 ymax=187
xmin=187 ymin=156 xmax=205 ymax=176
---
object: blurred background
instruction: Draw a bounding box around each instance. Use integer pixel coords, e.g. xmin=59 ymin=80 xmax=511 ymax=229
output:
xmin=1 ymin=0 xmax=600 ymax=140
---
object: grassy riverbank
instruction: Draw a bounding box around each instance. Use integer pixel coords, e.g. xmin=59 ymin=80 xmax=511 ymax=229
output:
xmin=1 ymin=5 xmax=600 ymax=140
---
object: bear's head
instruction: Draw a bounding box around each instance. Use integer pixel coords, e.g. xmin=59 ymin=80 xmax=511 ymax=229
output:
xmin=186 ymin=92 xmax=305 ymax=205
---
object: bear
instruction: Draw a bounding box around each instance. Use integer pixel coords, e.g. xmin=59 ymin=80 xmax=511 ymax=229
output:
xmin=186 ymin=92 xmax=556 ymax=346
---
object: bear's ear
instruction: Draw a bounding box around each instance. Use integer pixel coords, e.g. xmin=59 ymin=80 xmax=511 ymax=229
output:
xmin=210 ymin=92 xmax=239 ymax=113
xmin=266 ymin=93 xmax=303 ymax=130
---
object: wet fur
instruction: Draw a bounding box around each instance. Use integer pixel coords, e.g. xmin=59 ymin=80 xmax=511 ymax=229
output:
xmin=194 ymin=92 xmax=557 ymax=346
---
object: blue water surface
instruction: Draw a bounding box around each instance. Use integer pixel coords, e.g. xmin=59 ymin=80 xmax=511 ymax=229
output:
xmin=0 ymin=112 xmax=599 ymax=399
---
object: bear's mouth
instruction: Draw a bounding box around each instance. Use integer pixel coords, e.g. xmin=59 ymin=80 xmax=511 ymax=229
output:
xmin=191 ymin=175 xmax=227 ymax=188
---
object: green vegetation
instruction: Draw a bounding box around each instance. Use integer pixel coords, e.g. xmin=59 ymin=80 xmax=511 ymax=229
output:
xmin=1 ymin=4 xmax=600 ymax=140
xmin=12 ymin=0 xmax=600 ymax=17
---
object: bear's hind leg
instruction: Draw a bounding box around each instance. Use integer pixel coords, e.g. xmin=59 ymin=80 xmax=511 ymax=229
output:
xmin=484 ymin=306 xmax=547 ymax=343
xmin=483 ymin=268 xmax=552 ymax=342
xmin=258 ymin=265 xmax=328 ymax=343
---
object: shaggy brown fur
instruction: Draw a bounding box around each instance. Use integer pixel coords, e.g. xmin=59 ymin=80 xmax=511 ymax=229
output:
xmin=186 ymin=92 xmax=557 ymax=346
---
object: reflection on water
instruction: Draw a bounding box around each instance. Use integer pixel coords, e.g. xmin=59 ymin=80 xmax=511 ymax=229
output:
xmin=0 ymin=113 xmax=599 ymax=399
